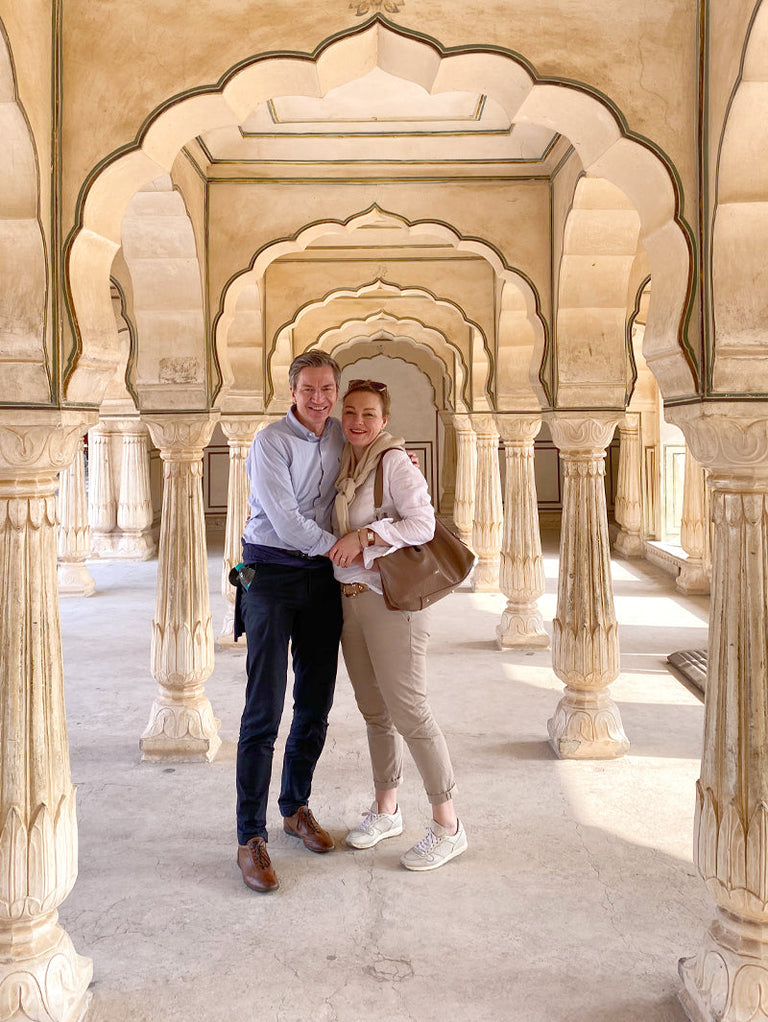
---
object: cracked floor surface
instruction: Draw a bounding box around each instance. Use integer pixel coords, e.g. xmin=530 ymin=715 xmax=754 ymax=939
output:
xmin=58 ymin=533 xmax=710 ymax=1022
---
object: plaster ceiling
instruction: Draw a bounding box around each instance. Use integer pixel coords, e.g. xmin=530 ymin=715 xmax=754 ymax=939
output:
xmin=196 ymin=66 xmax=560 ymax=175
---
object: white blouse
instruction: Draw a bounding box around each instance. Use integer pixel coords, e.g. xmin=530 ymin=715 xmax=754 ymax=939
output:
xmin=333 ymin=448 xmax=435 ymax=595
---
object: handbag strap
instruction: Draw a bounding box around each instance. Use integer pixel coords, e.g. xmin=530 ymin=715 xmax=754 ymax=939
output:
xmin=373 ymin=453 xmax=385 ymax=511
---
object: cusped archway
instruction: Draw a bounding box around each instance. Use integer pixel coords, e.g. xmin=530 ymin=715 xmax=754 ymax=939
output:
xmin=65 ymin=20 xmax=695 ymax=408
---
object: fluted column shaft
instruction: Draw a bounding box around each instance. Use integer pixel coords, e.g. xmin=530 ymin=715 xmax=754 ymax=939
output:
xmin=0 ymin=413 xmax=93 ymax=1022
xmin=614 ymin=413 xmax=644 ymax=557
xmin=470 ymin=414 xmax=503 ymax=592
xmin=546 ymin=412 xmax=628 ymax=759
xmin=670 ymin=408 xmax=768 ymax=1022
xmin=677 ymin=445 xmax=711 ymax=595
xmin=57 ymin=438 xmax=95 ymax=597
xmin=141 ymin=413 xmax=220 ymax=762
xmin=86 ymin=424 xmax=116 ymax=554
xmin=496 ymin=415 xmax=549 ymax=648
xmin=114 ymin=421 xmax=155 ymax=560
xmin=450 ymin=415 xmax=477 ymax=549
xmin=218 ymin=417 xmax=264 ymax=648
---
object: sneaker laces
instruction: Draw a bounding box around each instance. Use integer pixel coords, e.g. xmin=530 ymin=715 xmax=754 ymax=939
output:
xmin=358 ymin=809 xmax=378 ymax=832
xmin=413 ymin=825 xmax=440 ymax=854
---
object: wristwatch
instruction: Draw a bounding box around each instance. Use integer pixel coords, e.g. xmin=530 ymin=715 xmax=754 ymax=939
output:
xmin=365 ymin=528 xmax=377 ymax=547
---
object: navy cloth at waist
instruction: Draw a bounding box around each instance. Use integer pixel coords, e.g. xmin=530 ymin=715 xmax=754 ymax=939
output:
xmin=241 ymin=541 xmax=329 ymax=570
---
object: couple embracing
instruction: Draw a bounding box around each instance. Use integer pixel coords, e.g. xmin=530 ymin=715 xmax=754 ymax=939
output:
xmin=235 ymin=350 xmax=467 ymax=892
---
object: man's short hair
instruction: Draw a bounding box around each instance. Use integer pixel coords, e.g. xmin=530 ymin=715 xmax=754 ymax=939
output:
xmin=289 ymin=351 xmax=341 ymax=391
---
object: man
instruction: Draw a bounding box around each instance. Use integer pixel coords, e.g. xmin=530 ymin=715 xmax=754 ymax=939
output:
xmin=235 ymin=350 xmax=344 ymax=892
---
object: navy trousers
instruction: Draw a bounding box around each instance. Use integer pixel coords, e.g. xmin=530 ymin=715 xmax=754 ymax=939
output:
xmin=236 ymin=561 xmax=342 ymax=844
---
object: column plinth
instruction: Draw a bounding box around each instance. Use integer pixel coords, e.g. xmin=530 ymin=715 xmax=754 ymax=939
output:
xmin=495 ymin=415 xmax=548 ymax=648
xmin=218 ymin=417 xmax=264 ymax=648
xmin=668 ymin=405 xmax=768 ymax=1022
xmin=614 ymin=413 xmax=645 ymax=558
xmin=546 ymin=413 xmax=628 ymax=759
xmin=57 ymin=438 xmax=95 ymax=597
xmin=0 ymin=411 xmax=95 ymax=1022
xmin=677 ymin=445 xmax=711 ymax=595
xmin=141 ymin=414 xmax=220 ymax=762
xmin=470 ymin=414 xmax=502 ymax=592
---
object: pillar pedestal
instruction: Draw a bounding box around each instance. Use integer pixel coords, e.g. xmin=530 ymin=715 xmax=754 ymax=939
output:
xmin=546 ymin=412 xmax=628 ymax=759
xmin=141 ymin=413 xmax=220 ymax=762
xmin=470 ymin=414 xmax=503 ymax=592
xmin=669 ymin=406 xmax=768 ymax=1022
xmin=496 ymin=415 xmax=549 ymax=649
xmin=57 ymin=438 xmax=95 ymax=597
xmin=0 ymin=411 xmax=94 ymax=1022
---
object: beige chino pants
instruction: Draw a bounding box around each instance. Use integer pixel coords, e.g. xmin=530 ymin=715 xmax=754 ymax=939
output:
xmin=340 ymin=589 xmax=456 ymax=805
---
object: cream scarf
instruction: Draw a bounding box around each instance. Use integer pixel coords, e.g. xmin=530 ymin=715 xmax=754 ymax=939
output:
xmin=334 ymin=430 xmax=405 ymax=536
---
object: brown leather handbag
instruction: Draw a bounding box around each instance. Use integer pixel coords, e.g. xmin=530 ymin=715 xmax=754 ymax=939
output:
xmin=372 ymin=454 xmax=476 ymax=612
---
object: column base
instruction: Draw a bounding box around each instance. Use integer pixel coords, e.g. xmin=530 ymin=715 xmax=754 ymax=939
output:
xmin=471 ymin=558 xmax=500 ymax=592
xmin=90 ymin=531 xmax=155 ymax=560
xmin=496 ymin=605 xmax=550 ymax=649
xmin=139 ymin=695 xmax=222 ymax=763
xmin=547 ymin=689 xmax=629 ymax=759
xmin=676 ymin=561 xmax=711 ymax=595
xmin=57 ymin=562 xmax=95 ymax=597
xmin=614 ymin=530 xmax=645 ymax=558
xmin=0 ymin=924 xmax=93 ymax=1022
xmin=679 ymin=911 xmax=768 ymax=1022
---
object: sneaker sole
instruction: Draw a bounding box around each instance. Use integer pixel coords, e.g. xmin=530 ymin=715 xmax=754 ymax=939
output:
xmin=345 ymin=822 xmax=404 ymax=849
xmin=400 ymin=837 xmax=468 ymax=871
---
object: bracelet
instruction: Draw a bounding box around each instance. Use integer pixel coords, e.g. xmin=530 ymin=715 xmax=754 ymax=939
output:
xmin=356 ymin=528 xmax=365 ymax=550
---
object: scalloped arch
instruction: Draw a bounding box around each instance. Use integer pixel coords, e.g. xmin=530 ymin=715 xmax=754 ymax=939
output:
xmin=65 ymin=18 xmax=695 ymax=405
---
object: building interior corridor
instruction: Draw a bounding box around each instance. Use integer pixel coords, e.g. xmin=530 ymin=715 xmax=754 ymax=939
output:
xmin=58 ymin=531 xmax=710 ymax=1022
xmin=2 ymin=2 xmax=768 ymax=1020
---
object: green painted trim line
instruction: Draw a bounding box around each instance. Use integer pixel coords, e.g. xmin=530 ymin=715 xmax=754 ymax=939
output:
xmin=706 ymin=0 xmax=764 ymax=395
xmin=698 ymin=0 xmax=709 ymax=396
xmin=206 ymin=175 xmax=552 ymax=184
xmin=625 ymin=275 xmax=651 ymax=406
xmin=180 ymin=145 xmax=208 ymax=185
xmin=109 ymin=276 xmax=140 ymax=407
xmin=51 ymin=0 xmax=62 ymax=403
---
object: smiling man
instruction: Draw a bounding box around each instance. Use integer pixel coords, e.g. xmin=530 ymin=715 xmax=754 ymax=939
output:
xmin=235 ymin=350 xmax=344 ymax=893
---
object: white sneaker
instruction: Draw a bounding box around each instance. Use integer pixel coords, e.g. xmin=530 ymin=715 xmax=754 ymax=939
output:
xmin=400 ymin=819 xmax=468 ymax=871
xmin=345 ymin=801 xmax=403 ymax=849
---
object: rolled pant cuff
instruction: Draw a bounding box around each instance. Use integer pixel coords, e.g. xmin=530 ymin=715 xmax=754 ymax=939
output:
xmin=426 ymin=782 xmax=457 ymax=806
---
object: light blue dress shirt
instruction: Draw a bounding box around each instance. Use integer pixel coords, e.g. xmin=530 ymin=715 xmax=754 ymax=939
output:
xmin=242 ymin=409 xmax=344 ymax=557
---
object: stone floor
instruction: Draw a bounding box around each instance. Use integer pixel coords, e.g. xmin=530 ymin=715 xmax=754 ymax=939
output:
xmin=58 ymin=533 xmax=712 ymax=1022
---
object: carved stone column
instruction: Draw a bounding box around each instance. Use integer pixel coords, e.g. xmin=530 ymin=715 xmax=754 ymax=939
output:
xmin=57 ymin=438 xmax=95 ymax=597
xmin=546 ymin=412 xmax=628 ymax=759
xmin=141 ymin=413 xmax=221 ymax=762
xmin=669 ymin=407 xmax=768 ymax=1022
xmin=0 ymin=412 xmax=94 ymax=1022
xmin=677 ymin=445 xmax=711 ymax=595
xmin=614 ymin=412 xmax=644 ymax=557
xmin=496 ymin=415 xmax=549 ymax=648
xmin=115 ymin=420 xmax=155 ymax=560
xmin=450 ymin=414 xmax=477 ymax=549
xmin=437 ymin=411 xmax=457 ymax=517
xmin=218 ymin=417 xmax=263 ymax=648
xmin=86 ymin=422 xmax=116 ymax=556
xmin=470 ymin=414 xmax=503 ymax=592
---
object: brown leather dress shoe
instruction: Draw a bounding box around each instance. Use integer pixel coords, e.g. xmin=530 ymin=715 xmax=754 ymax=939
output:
xmin=237 ymin=837 xmax=279 ymax=892
xmin=282 ymin=806 xmax=334 ymax=853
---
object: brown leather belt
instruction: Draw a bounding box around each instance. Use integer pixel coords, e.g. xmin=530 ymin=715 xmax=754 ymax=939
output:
xmin=340 ymin=582 xmax=370 ymax=597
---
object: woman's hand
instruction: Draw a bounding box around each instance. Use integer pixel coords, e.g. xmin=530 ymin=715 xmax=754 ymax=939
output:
xmin=329 ymin=531 xmax=365 ymax=568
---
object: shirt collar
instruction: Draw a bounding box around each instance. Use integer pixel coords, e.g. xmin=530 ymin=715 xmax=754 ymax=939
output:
xmin=287 ymin=405 xmax=332 ymax=442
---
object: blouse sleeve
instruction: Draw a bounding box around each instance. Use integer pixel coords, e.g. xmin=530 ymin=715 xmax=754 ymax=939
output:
xmin=363 ymin=450 xmax=435 ymax=566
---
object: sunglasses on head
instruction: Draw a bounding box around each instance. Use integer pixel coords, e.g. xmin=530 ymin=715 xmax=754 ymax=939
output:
xmin=348 ymin=379 xmax=388 ymax=393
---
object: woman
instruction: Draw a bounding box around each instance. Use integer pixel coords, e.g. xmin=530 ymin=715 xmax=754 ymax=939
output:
xmin=328 ymin=379 xmax=467 ymax=871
